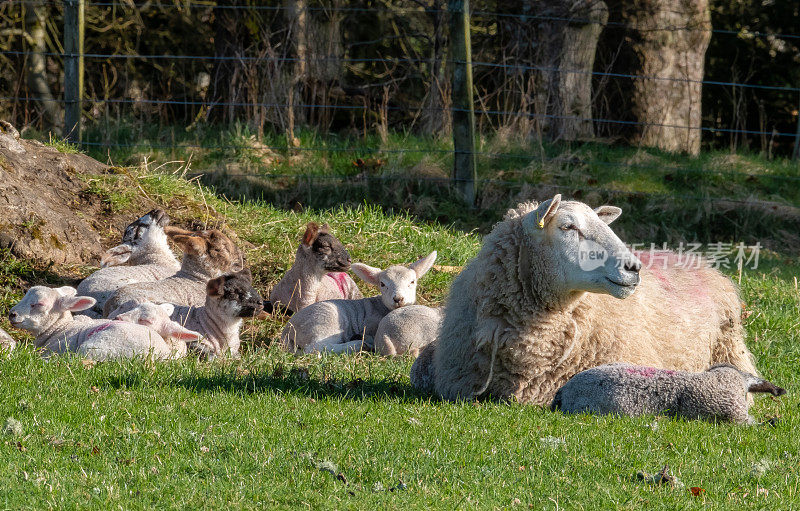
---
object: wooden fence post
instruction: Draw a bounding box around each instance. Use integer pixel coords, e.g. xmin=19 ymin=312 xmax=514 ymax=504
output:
xmin=449 ymin=0 xmax=476 ymax=205
xmin=64 ymin=0 xmax=84 ymax=143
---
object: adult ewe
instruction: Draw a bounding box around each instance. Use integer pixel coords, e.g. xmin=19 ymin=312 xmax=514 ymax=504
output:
xmin=411 ymin=195 xmax=755 ymax=405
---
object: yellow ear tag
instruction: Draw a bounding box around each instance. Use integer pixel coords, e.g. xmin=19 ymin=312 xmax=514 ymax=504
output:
xmin=537 ymin=216 xmax=545 ymax=229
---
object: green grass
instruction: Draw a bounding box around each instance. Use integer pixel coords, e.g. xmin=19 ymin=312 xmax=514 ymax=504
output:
xmin=2 ymin=137 xmax=799 ymax=508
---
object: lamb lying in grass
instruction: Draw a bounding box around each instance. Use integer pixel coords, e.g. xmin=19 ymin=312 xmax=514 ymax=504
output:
xmin=373 ymin=305 xmax=442 ymax=357
xmin=268 ymin=222 xmax=362 ymax=315
xmin=77 ymin=209 xmax=180 ymax=317
xmin=0 ymin=327 xmax=15 ymax=351
xmin=103 ymin=228 xmax=242 ymax=318
xmin=8 ymin=286 xmax=177 ymax=360
xmin=281 ymin=251 xmax=437 ymax=354
xmin=113 ymin=302 xmax=203 ymax=358
xmin=114 ymin=269 xmax=263 ymax=358
xmin=551 ymin=363 xmax=786 ymax=424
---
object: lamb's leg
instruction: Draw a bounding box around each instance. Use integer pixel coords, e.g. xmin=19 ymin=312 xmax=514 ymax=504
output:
xmin=302 ymin=333 xmax=352 ymax=354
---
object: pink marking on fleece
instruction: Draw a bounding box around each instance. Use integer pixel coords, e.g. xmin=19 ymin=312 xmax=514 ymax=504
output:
xmin=625 ymin=366 xmax=677 ymax=378
xmin=326 ymin=272 xmax=349 ymax=298
xmin=86 ymin=321 xmax=114 ymax=339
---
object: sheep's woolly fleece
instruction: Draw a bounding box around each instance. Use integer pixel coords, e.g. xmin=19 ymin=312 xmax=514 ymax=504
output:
xmin=412 ymin=200 xmax=755 ymax=405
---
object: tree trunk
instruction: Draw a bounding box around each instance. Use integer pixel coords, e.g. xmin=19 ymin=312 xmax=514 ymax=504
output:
xmin=284 ymin=0 xmax=308 ymax=140
xmin=24 ymin=4 xmax=62 ymax=131
xmin=598 ymin=0 xmax=711 ymax=154
xmin=420 ymin=0 xmax=451 ymax=136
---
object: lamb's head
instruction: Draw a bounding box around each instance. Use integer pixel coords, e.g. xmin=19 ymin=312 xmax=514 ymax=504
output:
xmin=206 ymin=268 xmax=265 ymax=318
xmin=114 ymin=302 xmax=202 ymax=342
xmin=8 ymin=286 xmax=95 ymax=334
xmin=519 ymin=194 xmax=641 ymax=300
xmin=171 ymin=229 xmax=243 ymax=277
xmin=299 ymin=222 xmax=353 ymax=273
xmin=352 ymin=251 xmax=437 ymax=310
xmin=100 ymin=209 xmax=171 ymax=268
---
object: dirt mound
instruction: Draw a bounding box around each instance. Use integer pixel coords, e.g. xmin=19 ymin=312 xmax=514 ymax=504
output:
xmin=0 ymin=122 xmax=128 ymax=266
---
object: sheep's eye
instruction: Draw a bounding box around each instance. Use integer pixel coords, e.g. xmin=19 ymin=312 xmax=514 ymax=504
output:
xmin=380 ymin=282 xmax=385 ymax=287
xmin=32 ymin=303 xmax=46 ymax=310
xmin=410 ymin=280 xmax=416 ymax=285
xmin=561 ymin=224 xmax=578 ymax=231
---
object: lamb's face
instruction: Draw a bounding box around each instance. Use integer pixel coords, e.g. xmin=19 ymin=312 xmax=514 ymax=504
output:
xmin=100 ymin=209 xmax=170 ymax=267
xmin=207 ymin=269 xmax=264 ymax=318
xmin=352 ymin=252 xmax=437 ymax=310
xmin=298 ymin=222 xmax=353 ymax=273
xmin=173 ymin=229 xmax=243 ymax=276
xmin=8 ymin=286 xmax=95 ymax=334
xmin=523 ymin=195 xmax=641 ymax=299
xmin=115 ymin=302 xmax=201 ymax=342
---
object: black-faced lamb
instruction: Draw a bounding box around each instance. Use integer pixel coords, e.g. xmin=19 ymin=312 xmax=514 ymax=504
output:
xmin=102 ymin=228 xmax=242 ymax=317
xmin=551 ymin=363 xmax=786 ymax=424
xmin=373 ymin=304 xmax=442 ymax=357
xmin=8 ymin=286 xmax=177 ymax=360
xmin=76 ymin=209 xmax=180 ymax=317
xmin=114 ymin=269 xmax=263 ymax=358
xmin=268 ymin=222 xmax=362 ymax=314
xmin=280 ymin=251 xmax=436 ymax=354
xmin=411 ymin=195 xmax=756 ymax=405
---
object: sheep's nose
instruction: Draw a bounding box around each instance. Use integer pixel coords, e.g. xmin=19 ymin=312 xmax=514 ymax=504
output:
xmin=623 ymin=258 xmax=641 ymax=274
xmin=393 ymin=296 xmax=404 ymax=305
xmin=8 ymin=311 xmax=18 ymax=322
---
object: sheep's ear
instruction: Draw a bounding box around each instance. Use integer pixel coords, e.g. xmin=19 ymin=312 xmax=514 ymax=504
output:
xmin=114 ymin=311 xmax=134 ymax=323
xmin=236 ymin=268 xmax=253 ymax=283
xmin=55 ymin=295 xmax=96 ymax=313
xmin=207 ymin=276 xmax=225 ymax=297
xmin=523 ymin=194 xmax=562 ymax=231
xmin=163 ymin=321 xmax=202 ymax=341
xmin=409 ymin=251 xmax=437 ymax=278
xmin=302 ymin=222 xmax=320 ymax=247
xmin=351 ymin=263 xmax=382 ymax=286
xmin=151 ymin=209 xmax=170 ymax=227
xmin=158 ymin=303 xmax=175 ymax=316
xmin=319 ymin=223 xmax=331 ymax=234
xmin=164 ymin=225 xmax=194 ymax=237
xmin=172 ymin=234 xmax=207 ymax=256
xmin=55 ymin=286 xmax=78 ymax=298
xmin=100 ymin=244 xmax=132 ymax=268
xmin=594 ymin=205 xmax=622 ymax=225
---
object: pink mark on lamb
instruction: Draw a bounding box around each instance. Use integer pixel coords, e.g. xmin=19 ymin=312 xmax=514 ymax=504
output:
xmin=625 ymin=366 xmax=676 ymax=378
xmin=86 ymin=321 xmax=114 ymax=339
xmin=326 ymin=272 xmax=349 ymax=298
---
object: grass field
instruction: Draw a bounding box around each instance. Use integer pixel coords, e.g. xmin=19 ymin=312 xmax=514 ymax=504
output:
xmin=1 ymin=142 xmax=799 ymax=509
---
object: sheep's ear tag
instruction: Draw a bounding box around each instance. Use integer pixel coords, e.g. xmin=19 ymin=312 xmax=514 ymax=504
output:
xmin=536 ymin=214 xmax=545 ymax=229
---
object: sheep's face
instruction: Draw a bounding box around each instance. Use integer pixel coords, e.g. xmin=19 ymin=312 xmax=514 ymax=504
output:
xmin=522 ymin=195 xmax=641 ymax=300
xmin=352 ymin=252 xmax=437 ymax=310
xmin=172 ymin=229 xmax=243 ymax=276
xmin=101 ymin=209 xmax=171 ymax=268
xmin=8 ymin=286 xmax=95 ymax=334
xmin=207 ymin=269 xmax=265 ymax=318
xmin=115 ymin=302 xmax=201 ymax=342
xmin=299 ymin=222 xmax=353 ymax=273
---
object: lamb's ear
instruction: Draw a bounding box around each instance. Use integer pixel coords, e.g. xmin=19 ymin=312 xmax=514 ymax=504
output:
xmin=594 ymin=205 xmax=622 ymax=225
xmin=172 ymin=234 xmax=207 ymax=256
xmin=409 ymin=251 xmax=437 ymax=278
xmin=163 ymin=225 xmax=194 ymax=237
xmin=351 ymin=263 xmax=382 ymax=286
xmin=158 ymin=303 xmax=175 ymax=316
xmin=319 ymin=223 xmax=331 ymax=234
xmin=163 ymin=321 xmax=202 ymax=341
xmin=207 ymin=276 xmax=225 ymax=297
xmin=55 ymin=295 xmax=96 ymax=313
xmin=523 ymin=194 xmax=562 ymax=231
xmin=301 ymin=222 xmax=320 ymax=247
xmin=236 ymin=267 xmax=253 ymax=283
xmin=55 ymin=286 xmax=78 ymax=298
xmin=100 ymin=244 xmax=132 ymax=268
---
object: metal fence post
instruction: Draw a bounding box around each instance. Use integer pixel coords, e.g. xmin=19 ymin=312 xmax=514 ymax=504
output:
xmin=449 ymin=0 xmax=476 ymax=205
xmin=64 ymin=0 xmax=84 ymax=143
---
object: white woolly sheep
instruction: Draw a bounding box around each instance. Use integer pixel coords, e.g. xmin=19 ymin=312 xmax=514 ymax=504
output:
xmin=411 ymin=195 xmax=756 ymax=405
xmin=373 ymin=304 xmax=442 ymax=357
xmin=76 ymin=209 xmax=180 ymax=317
xmin=113 ymin=302 xmax=203 ymax=358
xmin=8 ymin=286 xmax=177 ymax=360
xmin=0 ymin=326 xmax=15 ymax=351
xmin=551 ymin=363 xmax=786 ymax=424
xmin=114 ymin=269 xmax=263 ymax=358
xmin=103 ymin=228 xmax=242 ymax=318
xmin=268 ymin=222 xmax=362 ymax=314
xmin=281 ymin=251 xmax=437 ymax=354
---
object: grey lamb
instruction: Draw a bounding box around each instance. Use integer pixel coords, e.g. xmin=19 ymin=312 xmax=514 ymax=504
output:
xmin=550 ymin=363 xmax=786 ymax=424
xmin=77 ymin=209 xmax=180 ymax=317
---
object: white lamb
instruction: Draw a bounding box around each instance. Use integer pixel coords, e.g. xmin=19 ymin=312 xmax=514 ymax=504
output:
xmin=551 ymin=363 xmax=786 ymax=424
xmin=76 ymin=209 xmax=180 ymax=317
xmin=113 ymin=302 xmax=203 ymax=358
xmin=114 ymin=269 xmax=264 ymax=358
xmin=411 ymin=195 xmax=756 ymax=405
xmin=0 ymin=326 xmax=15 ymax=351
xmin=280 ymin=252 xmax=437 ymax=354
xmin=8 ymin=286 xmax=177 ymax=360
xmin=373 ymin=305 xmax=442 ymax=357
xmin=268 ymin=222 xmax=362 ymax=314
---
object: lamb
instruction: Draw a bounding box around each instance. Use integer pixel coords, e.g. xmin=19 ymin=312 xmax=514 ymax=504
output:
xmin=411 ymin=194 xmax=756 ymax=405
xmin=102 ymin=228 xmax=242 ymax=318
xmin=373 ymin=305 xmax=442 ymax=357
xmin=76 ymin=209 xmax=181 ymax=317
xmin=280 ymin=251 xmax=437 ymax=354
xmin=8 ymin=286 xmax=177 ymax=360
xmin=268 ymin=222 xmax=362 ymax=314
xmin=113 ymin=302 xmax=203 ymax=358
xmin=550 ymin=363 xmax=786 ymax=424
xmin=113 ymin=269 xmax=263 ymax=358
xmin=0 ymin=326 xmax=15 ymax=351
